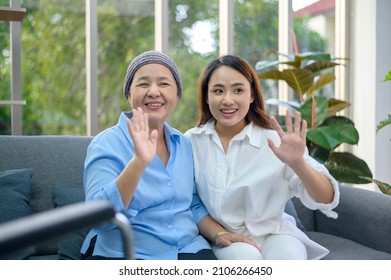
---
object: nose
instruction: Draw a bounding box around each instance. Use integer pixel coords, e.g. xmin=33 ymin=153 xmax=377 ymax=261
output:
xmin=222 ymin=92 xmax=234 ymax=105
xmin=147 ymin=83 xmax=161 ymax=97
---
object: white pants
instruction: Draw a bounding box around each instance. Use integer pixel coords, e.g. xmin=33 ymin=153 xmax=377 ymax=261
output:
xmin=213 ymin=234 xmax=308 ymax=260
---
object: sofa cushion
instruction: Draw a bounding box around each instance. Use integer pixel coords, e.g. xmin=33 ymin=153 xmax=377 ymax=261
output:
xmin=53 ymin=186 xmax=85 ymax=208
xmin=52 ymin=186 xmax=87 ymax=260
xmin=307 ymin=231 xmax=391 ymax=260
xmin=0 ymin=169 xmax=33 ymax=223
xmin=284 ymin=199 xmax=306 ymax=232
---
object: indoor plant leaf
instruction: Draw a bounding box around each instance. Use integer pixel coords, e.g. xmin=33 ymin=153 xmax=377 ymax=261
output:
xmin=300 ymin=96 xmax=329 ymax=126
xmin=327 ymin=98 xmax=351 ymax=116
xmin=321 ymin=115 xmax=354 ymax=126
xmin=376 ymin=114 xmax=391 ymax=132
xmin=324 ymin=152 xmax=373 ymax=184
xmin=306 ymin=127 xmax=341 ymax=150
xmin=306 ymin=73 xmax=336 ymax=97
xmin=308 ymin=144 xmax=331 ymax=164
xmin=382 ymin=69 xmax=391 ymax=82
xmin=303 ymin=61 xmax=340 ymax=74
xmin=360 ymin=177 xmax=391 ymax=195
xmin=258 ymin=70 xmax=285 ymax=81
xmin=281 ymin=68 xmax=314 ymax=95
xmin=307 ymin=124 xmax=359 ymax=149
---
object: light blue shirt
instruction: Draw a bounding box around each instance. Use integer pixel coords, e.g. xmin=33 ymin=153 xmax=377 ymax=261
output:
xmin=80 ymin=112 xmax=211 ymax=259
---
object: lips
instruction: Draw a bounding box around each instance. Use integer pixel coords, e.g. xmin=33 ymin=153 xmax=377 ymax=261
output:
xmin=220 ymin=109 xmax=238 ymax=114
xmin=145 ymin=102 xmax=164 ymax=109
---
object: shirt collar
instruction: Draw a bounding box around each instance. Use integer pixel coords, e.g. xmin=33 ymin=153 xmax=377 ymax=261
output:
xmin=196 ymin=119 xmax=263 ymax=148
xmin=163 ymin=123 xmax=181 ymax=144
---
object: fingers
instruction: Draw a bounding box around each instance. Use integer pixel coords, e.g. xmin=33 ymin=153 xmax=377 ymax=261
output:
xmin=293 ymin=111 xmax=301 ymax=134
xmin=285 ymin=110 xmax=293 ymax=133
xmin=127 ymin=107 xmax=151 ymax=141
xmin=300 ymin=119 xmax=307 ymax=140
xmin=150 ymin=129 xmax=158 ymax=146
xmin=219 ymin=233 xmax=260 ymax=251
xmin=269 ymin=116 xmax=284 ymax=138
xmin=131 ymin=107 xmax=148 ymax=132
xmin=267 ymin=137 xmax=277 ymax=153
xmin=283 ymin=110 xmax=305 ymax=137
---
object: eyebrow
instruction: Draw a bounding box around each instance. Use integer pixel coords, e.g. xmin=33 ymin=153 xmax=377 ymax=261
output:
xmin=211 ymin=82 xmax=246 ymax=87
xmin=135 ymin=75 xmax=172 ymax=82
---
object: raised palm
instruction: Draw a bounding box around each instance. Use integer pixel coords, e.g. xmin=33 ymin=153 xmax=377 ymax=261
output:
xmin=127 ymin=107 xmax=158 ymax=165
xmin=267 ymin=110 xmax=307 ymax=167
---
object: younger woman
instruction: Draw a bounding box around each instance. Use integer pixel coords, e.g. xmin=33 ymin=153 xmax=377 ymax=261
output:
xmin=185 ymin=55 xmax=340 ymax=260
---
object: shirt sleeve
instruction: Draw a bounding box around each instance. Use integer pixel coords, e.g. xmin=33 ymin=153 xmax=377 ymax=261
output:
xmin=286 ymin=149 xmax=340 ymax=219
xmin=84 ymin=137 xmax=127 ymax=213
xmin=190 ymin=186 xmax=209 ymax=224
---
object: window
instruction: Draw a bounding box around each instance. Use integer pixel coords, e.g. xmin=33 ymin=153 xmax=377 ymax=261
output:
xmin=1 ymin=0 xmax=348 ymax=135
xmin=168 ymin=0 xmax=219 ymax=132
xmin=96 ymin=0 xmax=155 ymax=131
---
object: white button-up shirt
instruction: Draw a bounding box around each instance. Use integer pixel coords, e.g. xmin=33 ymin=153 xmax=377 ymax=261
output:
xmin=185 ymin=120 xmax=340 ymax=259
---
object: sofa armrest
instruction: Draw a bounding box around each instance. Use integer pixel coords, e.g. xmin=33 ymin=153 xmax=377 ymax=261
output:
xmin=0 ymin=201 xmax=134 ymax=259
xmin=315 ymin=185 xmax=391 ymax=254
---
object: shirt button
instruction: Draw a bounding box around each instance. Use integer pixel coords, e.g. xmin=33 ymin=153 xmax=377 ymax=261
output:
xmin=168 ymin=224 xmax=173 ymax=230
xmin=167 ymin=181 xmax=172 ymax=187
xmin=171 ymin=246 xmax=177 ymax=250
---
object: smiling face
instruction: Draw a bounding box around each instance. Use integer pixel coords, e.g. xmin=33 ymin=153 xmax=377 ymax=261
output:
xmin=207 ymin=65 xmax=254 ymax=135
xmin=129 ymin=63 xmax=179 ymax=129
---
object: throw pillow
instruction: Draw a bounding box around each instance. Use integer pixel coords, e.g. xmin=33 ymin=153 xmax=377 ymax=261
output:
xmin=0 ymin=168 xmax=33 ymax=223
xmin=52 ymin=186 xmax=85 ymax=208
xmin=0 ymin=168 xmax=33 ymax=259
xmin=52 ymin=186 xmax=88 ymax=260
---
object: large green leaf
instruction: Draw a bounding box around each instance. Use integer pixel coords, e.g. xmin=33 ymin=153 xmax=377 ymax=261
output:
xmin=258 ymin=70 xmax=285 ymax=80
xmin=321 ymin=115 xmax=354 ymax=126
xmin=308 ymin=144 xmax=331 ymax=163
xmin=306 ymin=73 xmax=336 ymax=97
xmin=307 ymin=124 xmax=359 ymax=149
xmin=338 ymin=124 xmax=359 ymax=144
xmin=300 ymin=96 xmax=329 ymax=126
xmin=303 ymin=61 xmax=340 ymax=74
xmin=327 ymin=98 xmax=351 ymax=116
xmin=325 ymin=152 xmax=373 ymax=184
xmin=307 ymin=127 xmax=340 ymax=150
xmin=280 ymin=68 xmax=314 ymax=96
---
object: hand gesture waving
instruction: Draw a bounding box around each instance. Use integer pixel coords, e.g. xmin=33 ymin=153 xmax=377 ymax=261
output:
xmin=126 ymin=107 xmax=158 ymax=166
xmin=267 ymin=110 xmax=307 ymax=168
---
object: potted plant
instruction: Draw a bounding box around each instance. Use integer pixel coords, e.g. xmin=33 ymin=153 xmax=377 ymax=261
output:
xmin=255 ymin=45 xmax=374 ymax=185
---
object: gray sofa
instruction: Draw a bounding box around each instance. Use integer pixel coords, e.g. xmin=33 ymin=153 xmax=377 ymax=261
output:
xmin=1 ymin=135 xmax=391 ymax=260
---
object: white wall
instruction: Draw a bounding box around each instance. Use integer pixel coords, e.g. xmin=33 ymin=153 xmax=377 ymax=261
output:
xmin=351 ymin=0 xmax=391 ymax=190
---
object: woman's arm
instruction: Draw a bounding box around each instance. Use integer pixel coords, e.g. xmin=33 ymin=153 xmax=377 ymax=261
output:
xmin=116 ymin=108 xmax=158 ymax=208
xmin=197 ymin=215 xmax=259 ymax=249
xmin=267 ymin=110 xmax=334 ymax=204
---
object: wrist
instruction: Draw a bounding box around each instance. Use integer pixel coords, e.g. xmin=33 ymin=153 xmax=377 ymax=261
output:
xmin=213 ymin=231 xmax=229 ymax=244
